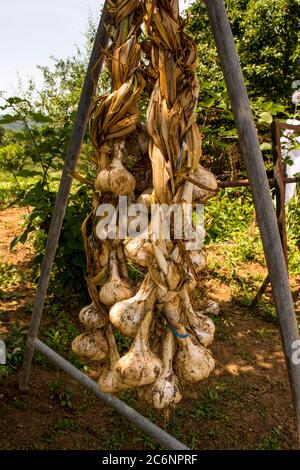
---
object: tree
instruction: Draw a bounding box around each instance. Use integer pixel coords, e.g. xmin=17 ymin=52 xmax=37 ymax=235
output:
xmin=187 ymin=0 xmax=300 ymax=103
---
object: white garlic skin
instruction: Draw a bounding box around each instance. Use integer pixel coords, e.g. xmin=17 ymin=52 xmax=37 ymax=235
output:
xmin=79 ymin=303 xmax=106 ymax=331
xmin=71 ymin=331 xmax=108 ymax=362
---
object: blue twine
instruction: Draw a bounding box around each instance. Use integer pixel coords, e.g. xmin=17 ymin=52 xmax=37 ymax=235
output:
xmin=166 ymin=324 xmax=189 ymax=339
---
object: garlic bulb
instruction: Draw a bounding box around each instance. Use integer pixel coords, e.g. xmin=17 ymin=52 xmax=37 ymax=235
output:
xmin=109 ymin=274 xmax=155 ymax=337
xmin=71 ymin=330 xmax=108 ymax=361
xmin=175 ymin=325 xmax=215 ymax=383
xmin=141 ymin=329 xmax=182 ymax=409
xmin=159 ymin=291 xmax=183 ymax=330
xmin=136 ymin=187 xmax=156 ymax=207
xmin=124 ymin=231 xmax=153 ymax=267
xmin=191 ymin=164 xmax=218 ymax=203
xmin=98 ymin=325 xmax=129 ymax=393
xmin=180 ymin=287 xmax=215 ymax=347
xmin=115 ymin=310 xmax=163 ymax=387
xmin=79 ymin=303 xmax=107 ymax=331
xmin=95 ymin=141 xmax=136 ymax=195
xmin=99 ymin=249 xmax=133 ymax=306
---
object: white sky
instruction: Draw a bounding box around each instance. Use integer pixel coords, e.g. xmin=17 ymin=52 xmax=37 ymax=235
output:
xmin=0 ymin=0 xmax=103 ymax=96
xmin=0 ymin=0 xmax=190 ymax=97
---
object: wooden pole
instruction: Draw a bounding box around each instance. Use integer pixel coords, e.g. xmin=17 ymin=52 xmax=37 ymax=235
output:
xmin=19 ymin=1 xmax=110 ymax=391
xmin=204 ymin=0 xmax=300 ymax=443
xmin=217 ymin=177 xmax=299 ymax=188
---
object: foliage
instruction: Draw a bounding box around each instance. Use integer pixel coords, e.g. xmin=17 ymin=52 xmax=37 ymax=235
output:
xmin=0 ymin=5 xmax=299 ymax=304
xmin=187 ymin=0 xmax=300 ymax=103
xmin=0 ymin=20 xmax=110 ymax=296
xmin=186 ymin=0 xmax=299 ymax=176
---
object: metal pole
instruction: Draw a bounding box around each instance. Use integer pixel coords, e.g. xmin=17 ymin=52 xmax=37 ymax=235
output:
xmin=19 ymin=1 xmax=110 ymax=391
xmin=34 ymin=339 xmax=189 ymax=451
xmin=204 ymin=0 xmax=300 ymax=443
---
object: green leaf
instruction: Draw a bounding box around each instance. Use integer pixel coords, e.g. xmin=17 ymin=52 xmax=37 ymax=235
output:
xmin=30 ymin=112 xmax=53 ymax=123
xmin=258 ymin=112 xmax=273 ymax=125
xmin=0 ymin=114 xmax=20 ymax=124
xmin=260 ymin=142 xmax=272 ymax=151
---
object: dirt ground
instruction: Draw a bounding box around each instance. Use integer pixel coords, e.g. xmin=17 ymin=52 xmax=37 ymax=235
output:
xmin=0 ymin=207 xmax=299 ymax=450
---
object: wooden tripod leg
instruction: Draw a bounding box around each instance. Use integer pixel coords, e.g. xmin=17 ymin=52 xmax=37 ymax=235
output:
xmin=205 ymin=0 xmax=300 ymax=444
xmin=19 ymin=2 xmax=110 ymax=391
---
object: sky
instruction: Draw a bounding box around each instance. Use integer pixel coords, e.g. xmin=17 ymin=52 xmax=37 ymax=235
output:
xmin=0 ymin=0 xmax=103 ymax=96
xmin=0 ymin=0 xmax=190 ymax=98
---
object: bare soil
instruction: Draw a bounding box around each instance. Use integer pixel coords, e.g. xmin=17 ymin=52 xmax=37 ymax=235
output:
xmin=0 ymin=207 xmax=299 ymax=450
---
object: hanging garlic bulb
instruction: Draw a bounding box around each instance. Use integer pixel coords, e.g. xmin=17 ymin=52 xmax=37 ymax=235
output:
xmin=99 ymin=249 xmax=133 ymax=306
xmin=141 ymin=329 xmax=182 ymax=409
xmin=71 ymin=330 xmax=108 ymax=361
xmin=114 ymin=310 xmax=163 ymax=387
xmin=180 ymin=286 xmax=215 ymax=347
xmin=174 ymin=324 xmax=215 ymax=383
xmin=79 ymin=303 xmax=107 ymax=331
xmin=109 ymin=274 xmax=156 ymax=337
xmin=136 ymin=187 xmax=156 ymax=207
xmin=95 ymin=140 xmax=136 ymax=195
xmin=124 ymin=230 xmax=154 ymax=267
xmin=191 ymin=164 xmax=218 ymax=203
xmin=98 ymin=325 xmax=129 ymax=393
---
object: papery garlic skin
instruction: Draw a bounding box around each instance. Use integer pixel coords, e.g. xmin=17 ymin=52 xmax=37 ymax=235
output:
xmin=95 ymin=141 xmax=136 ymax=196
xmin=109 ymin=275 xmax=155 ymax=337
xmin=114 ymin=311 xmax=163 ymax=387
xmin=99 ymin=249 xmax=133 ymax=306
xmin=180 ymin=287 xmax=215 ymax=347
xmin=124 ymin=232 xmax=153 ymax=267
xmin=141 ymin=329 xmax=182 ymax=409
xmin=79 ymin=303 xmax=107 ymax=331
xmin=136 ymin=188 xmax=156 ymax=207
xmin=175 ymin=328 xmax=215 ymax=383
xmin=71 ymin=330 xmax=108 ymax=362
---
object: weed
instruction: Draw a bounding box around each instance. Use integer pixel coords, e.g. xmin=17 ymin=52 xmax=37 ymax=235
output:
xmin=258 ymin=427 xmax=282 ymax=450
xmin=54 ymin=417 xmax=77 ymax=432
xmin=48 ymin=377 xmax=74 ymax=409
xmin=12 ymin=396 xmax=28 ymax=409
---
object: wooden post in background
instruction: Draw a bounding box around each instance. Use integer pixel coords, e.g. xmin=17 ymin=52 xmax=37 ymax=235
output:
xmin=204 ymin=0 xmax=300 ymax=443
